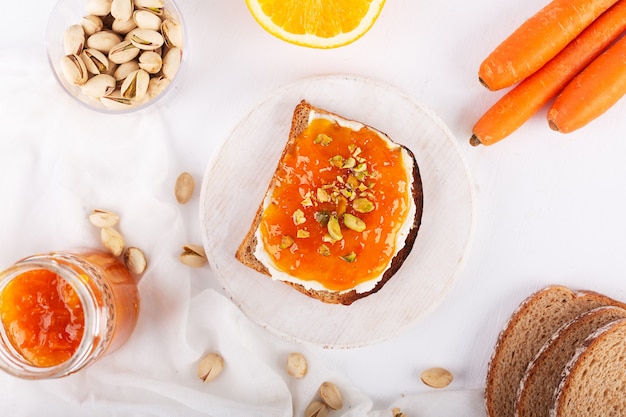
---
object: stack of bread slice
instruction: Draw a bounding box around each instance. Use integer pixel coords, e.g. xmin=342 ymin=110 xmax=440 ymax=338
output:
xmin=485 ymin=285 xmax=626 ymax=417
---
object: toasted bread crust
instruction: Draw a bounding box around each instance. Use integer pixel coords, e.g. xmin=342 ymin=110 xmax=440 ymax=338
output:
xmin=235 ymin=100 xmax=423 ymax=305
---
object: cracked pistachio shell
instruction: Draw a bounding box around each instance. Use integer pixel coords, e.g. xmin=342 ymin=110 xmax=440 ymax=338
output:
xmin=100 ymin=90 xmax=134 ymax=109
xmin=108 ymin=40 xmax=140 ymax=64
xmin=81 ymin=74 xmax=116 ymax=98
xmin=138 ymin=51 xmax=162 ymax=74
xmin=80 ymin=48 xmax=110 ymax=74
xmin=87 ymin=30 xmax=122 ymax=53
xmin=129 ymin=28 xmax=164 ymax=50
xmin=64 ymin=24 xmax=85 ymax=55
xmin=112 ymin=17 xmax=137 ymax=34
xmin=60 ymin=54 xmax=89 ymax=85
xmin=111 ymin=0 xmax=133 ymax=21
xmin=85 ymin=0 xmax=112 ymax=16
xmin=121 ymin=69 xmax=150 ymax=100
xmin=147 ymin=75 xmax=170 ymax=98
xmin=80 ymin=15 xmax=104 ymax=35
xmin=113 ymin=60 xmax=139 ymax=82
xmin=133 ymin=10 xmax=162 ymax=31
xmin=162 ymin=47 xmax=181 ymax=79
xmin=161 ymin=19 xmax=183 ymax=48
xmin=319 ymin=381 xmax=343 ymax=410
xmin=134 ymin=0 xmax=164 ymax=15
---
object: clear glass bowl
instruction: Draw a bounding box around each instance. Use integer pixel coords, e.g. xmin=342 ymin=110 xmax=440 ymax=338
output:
xmin=46 ymin=0 xmax=187 ymax=114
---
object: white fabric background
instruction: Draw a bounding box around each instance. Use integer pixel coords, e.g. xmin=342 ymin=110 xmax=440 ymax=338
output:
xmin=3 ymin=0 xmax=626 ymax=415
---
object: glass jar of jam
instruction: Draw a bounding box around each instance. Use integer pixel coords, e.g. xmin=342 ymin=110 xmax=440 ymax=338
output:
xmin=0 ymin=248 xmax=140 ymax=379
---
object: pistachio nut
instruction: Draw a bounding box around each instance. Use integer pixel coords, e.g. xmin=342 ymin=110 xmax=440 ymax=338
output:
xmin=420 ymin=367 xmax=453 ymax=389
xmin=343 ymin=213 xmax=366 ymax=232
xmin=120 ymin=68 xmax=150 ymax=100
xmin=319 ymin=381 xmax=343 ymax=410
xmin=129 ymin=28 xmax=164 ymax=50
xmin=113 ymin=60 xmax=140 ymax=82
xmin=80 ymin=48 xmax=110 ymax=74
xmin=80 ymin=15 xmax=104 ymax=36
xmin=108 ymin=40 xmax=140 ymax=64
xmin=101 ymin=226 xmax=124 ymax=257
xmin=134 ymin=0 xmax=164 ymax=15
xmin=138 ymin=50 xmax=162 ymax=74
xmin=161 ymin=46 xmax=182 ymax=79
xmin=60 ymin=54 xmax=89 ymax=85
xmin=174 ymin=172 xmax=195 ymax=204
xmin=111 ymin=0 xmax=133 ymax=21
xmin=85 ymin=0 xmax=113 ymax=16
xmin=100 ymin=90 xmax=134 ymax=109
xmin=87 ymin=30 xmax=122 ymax=53
xmin=88 ymin=208 xmax=120 ymax=228
xmin=197 ymin=353 xmax=224 ymax=383
xmin=285 ymin=352 xmax=307 ymax=379
xmin=305 ymin=401 xmax=329 ymax=417
xmin=64 ymin=24 xmax=85 ymax=55
xmin=133 ymin=9 xmax=162 ymax=30
xmin=147 ymin=75 xmax=170 ymax=98
xmin=81 ymin=73 xmax=116 ymax=98
xmin=112 ymin=17 xmax=137 ymax=35
xmin=161 ymin=19 xmax=183 ymax=48
xmin=123 ymin=247 xmax=148 ymax=275
xmin=179 ymin=244 xmax=208 ymax=268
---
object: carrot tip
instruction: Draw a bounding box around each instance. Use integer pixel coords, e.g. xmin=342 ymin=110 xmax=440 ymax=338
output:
xmin=469 ymin=135 xmax=482 ymax=146
xmin=478 ymin=77 xmax=492 ymax=90
xmin=547 ymin=119 xmax=560 ymax=132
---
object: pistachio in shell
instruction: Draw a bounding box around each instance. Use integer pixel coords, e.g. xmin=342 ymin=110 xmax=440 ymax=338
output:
xmin=174 ymin=172 xmax=194 ymax=204
xmin=319 ymin=381 xmax=343 ymax=410
xmin=101 ymin=91 xmax=134 ymax=109
xmin=120 ymin=68 xmax=150 ymax=100
xmin=101 ymin=226 xmax=124 ymax=257
xmin=113 ymin=60 xmax=140 ymax=83
xmin=87 ymin=30 xmax=122 ymax=53
xmin=161 ymin=18 xmax=183 ymax=48
xmin=420 ymin=367 xmax=453 ymax=389
xmin=80 ymin=15 xmax=104 ymax=36
xmin=134 ymin=0 xmax=164 ymax=15
xmin=108 ymin=40 xmax=140 ymax=64
xmin=112 ymin=17 xmax=137 ymax=35
xmin=123 ymin=246 xmax=148 ymax=275
xmin=60 ymin=54 xmax=89 ymax=85
xmin=128 ymin=28 xmax=164 ymax=50
xmin=161 ymin=46 xmax=182 ymax=79
xmin=305 ymin=401 xmax=329 ymax=417
xmin=110 ymin=0 xmax=134 ymax=21
xmin=89 ymin=208 xmax=120 ymax=228
xmin=80 ymin=48 xmax=110 ymax=74
xmin=81 ymin=74 xmax=116 ymax=98
xmin=179 ymin=244 xmax=207 ymax=268
xmin=197 ymin=353 xmax=224 ymax=383
xmin=85 ymin=0 xmax=113 ymax=16
xmin=64 ymin=24 xmax=85 ymax=55
xmin=138 ymin=50 xmax=162 ymax=74
xmin=133 ymin=9 xmax=162 ymax=30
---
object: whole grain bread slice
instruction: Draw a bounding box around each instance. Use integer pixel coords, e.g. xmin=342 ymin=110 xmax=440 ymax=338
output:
xmin=485 ymin=285 xmax=626 ymax=417
xmin=550 ymin=318 xmax=626 ymax=417
xmin=515 ymin=305 xmax=626 ymax=417
xmin=235 ymin=100 xmax=424 ymax=305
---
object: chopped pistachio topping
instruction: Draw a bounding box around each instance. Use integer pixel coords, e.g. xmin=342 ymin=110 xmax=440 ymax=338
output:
xmin=329 ymin=155 xmax=344 ymax=168
xmin=341 ymin=252 xmax=357 ymax=263
xmin=318 ymin=244 xmax=331 ymax=256
xmin=327 ymin=215 xmax=343 ymax=241
xmin=297 ymin=229 xmax=310 ymax=238
xmin=293 ymin=209 xmax=306 ymax=225
xmin=314 ymin=133 xmax=333 ymax=146
xmin=315 ymin=211 xmax=330 ymax=227
xmin=280 ymin=235 xmax=294 ymax=249
xmin=343 ymin=213 xmax=366 ymax=232
xmin=353 ymin=198 xmax=375 ymax=213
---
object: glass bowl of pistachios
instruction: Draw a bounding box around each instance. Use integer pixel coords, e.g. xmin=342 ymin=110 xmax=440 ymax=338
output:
xmin=46 ymin=0 xmax=186 ymax=113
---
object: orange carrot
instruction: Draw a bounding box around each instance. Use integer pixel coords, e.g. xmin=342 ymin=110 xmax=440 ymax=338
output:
xmin=471 ymin=0 xmax=626 ymax=146
xmin=479 ymin=0 xmax=619 ymax=91
xmin=547 ymin=33 xmax=626 ymax=133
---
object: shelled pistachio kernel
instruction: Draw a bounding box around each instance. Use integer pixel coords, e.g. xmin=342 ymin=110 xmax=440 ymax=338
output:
xmin=420 ymin=367 xmax=453 ymax=388
xmin=175 ymin=172 xmax=195 ymax=204
xmin=123 ymin=246 xmax=147 ymax=275
xmin=319 ymin=381 xmax=343 ymax=410
xmin=179 ymin=244 xmax=207 ymax=267
xmin=197 ymin=353 xmax=224 ymax=383
xmin=286 ymin=352 xmax=307 ymax=379
xmin=305 ymin=400 xmax=329 ymax=417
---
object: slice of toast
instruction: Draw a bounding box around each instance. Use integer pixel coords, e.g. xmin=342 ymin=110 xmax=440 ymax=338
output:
xmin=235 ymin=100 xmax=423 ymax=305
xmin=485 ymin=285 xmax=626 ymax=417
xmin=551 ymin=318 xmax=626 ymax=416
xmin=515 ymin=305 xmax=626 ymax=417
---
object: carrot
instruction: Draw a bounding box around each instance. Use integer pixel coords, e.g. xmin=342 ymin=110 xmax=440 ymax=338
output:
xmin=479 ymin=0 xmax=620 ymax=91
xmin=547 ymin=33 xmax=626 ymax=133
xmin=471 ymin=0 xmax=626 ymax=146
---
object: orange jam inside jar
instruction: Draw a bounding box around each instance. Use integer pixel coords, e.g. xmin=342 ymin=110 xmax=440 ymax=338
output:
xmin=259 ymin=117 xmax=412 ymax=292
xmin=0 ymin=249 xmax=139 ymax=379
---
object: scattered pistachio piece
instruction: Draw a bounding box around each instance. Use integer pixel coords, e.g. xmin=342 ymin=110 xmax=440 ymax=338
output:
xmin=353 ymin=197 xmax=374 ymax=213
xmin=319 ymin=381 xmax=343 ymax=410
xmin=123 ymin=246 xmax=147 ymax=275
xmin=297 ymin=230 xmax=310 ymax=239
xmin=293 ymin=209 xmax=306 ymax=226
xmin=101 ymin=226 xmax=125 ymax=257
xmin=313 ymin=133 xmax=332 ymax=146
xmin=420 ymin=367 xmax=453 ymax=389
xmin=89 ymin=208 xmax=120 ymax=228
xmin=280 ymin=235 xmax=295 ymax=249
xmin=179 ymin=244 xmax=207 ymax=268
xmin=175 ymin=172 xmax=195 ymax=204
xmin=305 ymin=400 xmax=329 ymax=417
xmin=329 ymin=155 xmax=344 ymax=168
xmin=343 ymin=213 xmax=366 ymax=232
xmin=285 ymin=352 xmax=307 ymax=379
xmin=340 ymin=251 xmax=357 ymax=263
xmin=197 ymin=353 xmax=224 ymax=383
xmin=317 ymin=244 xmax=331 ymax=257
xmin=327 ymin=215 xmax=343 ymax=241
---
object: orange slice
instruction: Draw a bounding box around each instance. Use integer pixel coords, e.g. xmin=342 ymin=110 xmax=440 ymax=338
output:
xmin=245 ymin=0 xmax=386 ymax=48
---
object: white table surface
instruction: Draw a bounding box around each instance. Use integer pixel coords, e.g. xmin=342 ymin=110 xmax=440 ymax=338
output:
xmin=4 ymin=0 xmax=626 ymax=416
